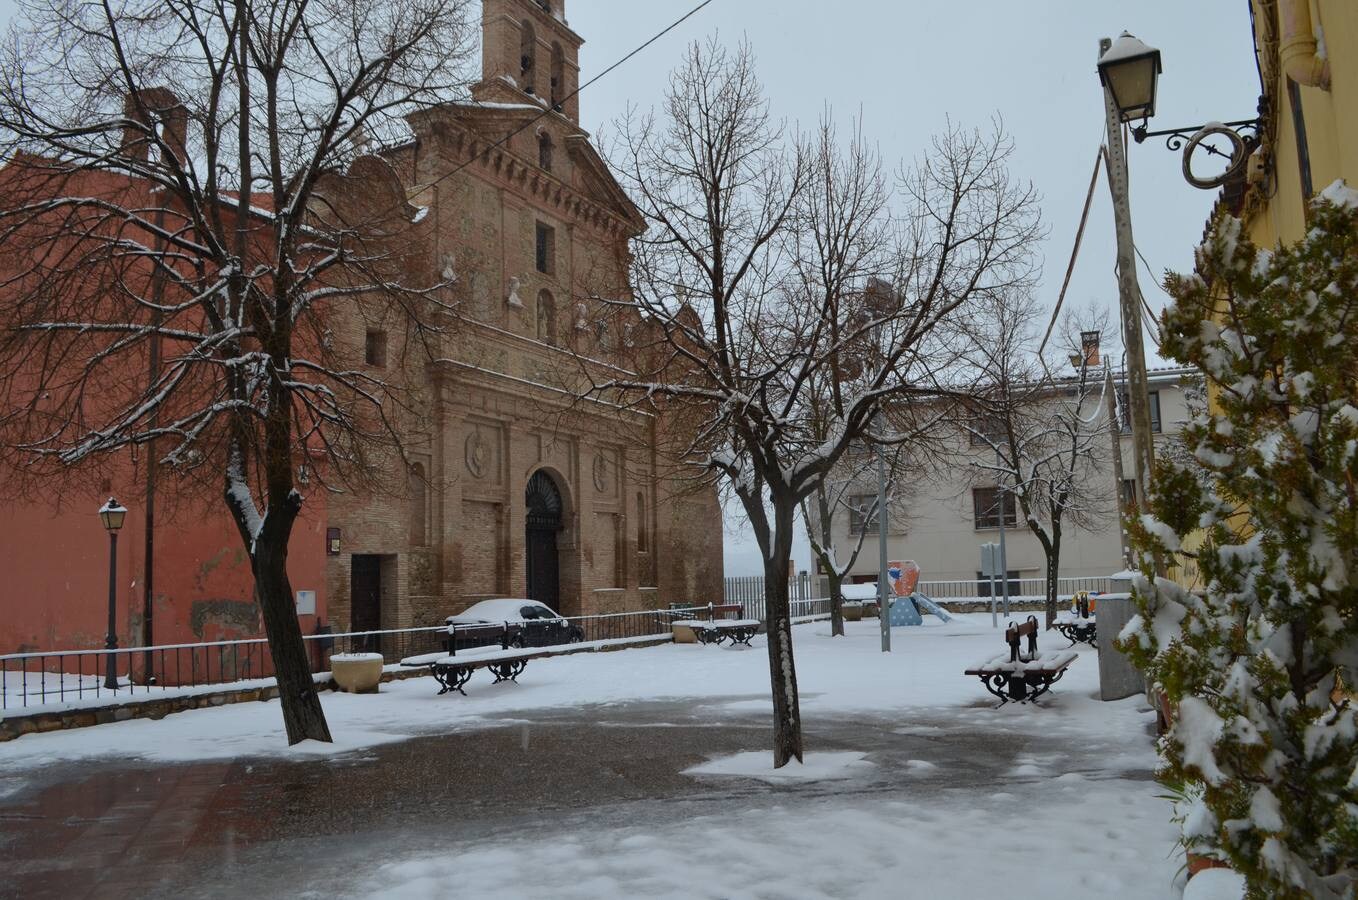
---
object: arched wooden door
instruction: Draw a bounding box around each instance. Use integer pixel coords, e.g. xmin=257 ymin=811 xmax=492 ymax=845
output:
xmin=525 ymin=471 xmax=563 ymax=610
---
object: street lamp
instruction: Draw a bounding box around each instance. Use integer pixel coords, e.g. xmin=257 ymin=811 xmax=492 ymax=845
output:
xmin=1101 ymin=31 xmax=1261 ymax=191
xmin=99 ymin=497 xmax=127 ymax=691
xmin=1097 ymin=32 xmax=1162 ymax=125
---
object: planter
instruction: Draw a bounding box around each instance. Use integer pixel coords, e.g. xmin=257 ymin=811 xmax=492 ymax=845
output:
xmin=330 ymin=653 xmax=384 ymax=693
xmin=863 ymin=602 xmax=879 ymax=618
xmin=1186 ymin=853 xmax=1232 ymax=878
xmin=842 ymin=602 xmax=864 ymax=622
xmin=672 ymin=621 xmax=700 ymax=644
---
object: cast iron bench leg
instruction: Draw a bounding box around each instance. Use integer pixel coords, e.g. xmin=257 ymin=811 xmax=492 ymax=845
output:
xmin=491 ymin=660 xmax=529 ymax=684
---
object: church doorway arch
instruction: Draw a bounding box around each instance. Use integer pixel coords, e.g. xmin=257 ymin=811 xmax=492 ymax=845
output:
xmin=525 ymin=469 xmax=564 ymax=611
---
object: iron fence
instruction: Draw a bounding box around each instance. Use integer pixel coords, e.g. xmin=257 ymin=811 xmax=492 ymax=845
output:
xmin=724 ymin=574 xmax=1112 ymax=604
xmin=723 ymin=573 xmax=823 ymax=622
xmin=0 ymin=606 xmax=722 ymax=712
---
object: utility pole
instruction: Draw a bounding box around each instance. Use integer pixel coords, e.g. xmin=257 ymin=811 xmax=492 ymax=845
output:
xmin=1105 ymin=365 xmax=1132 ymax=568
xmin=995 ymin=447 xmax=1010 ymax=618
xmin=877 ymin=442 xmax=891 ymax=653
xmin=1100 ymin=37 xmax=1157 ymax=509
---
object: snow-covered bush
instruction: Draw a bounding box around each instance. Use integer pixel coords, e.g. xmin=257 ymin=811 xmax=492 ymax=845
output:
xmin=1120 ymin=182 xmax=1358 ymax=899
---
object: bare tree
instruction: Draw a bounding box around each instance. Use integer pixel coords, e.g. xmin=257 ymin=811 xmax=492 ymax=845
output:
xmin=0 ymin=0 xmax=474 ymax=744
xmin=601 ymin=39 xmax=1042 ymax=767
xmin=799 ymin=445 xmax=912 ymax=636
xmin=962 ymin=298 xmax=1113 ymax=626
xmin=785 ymin=117 xmax=896 ymax=637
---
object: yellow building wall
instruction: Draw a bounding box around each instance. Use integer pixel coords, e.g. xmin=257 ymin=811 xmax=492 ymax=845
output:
xmin=1248 ymin=0 xmax=1358 ymax=246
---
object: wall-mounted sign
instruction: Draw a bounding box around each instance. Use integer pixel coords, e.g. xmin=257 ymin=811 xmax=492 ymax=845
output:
xmin=326 ymin=527 xmax=341 ymax=556
xmin=295 ymin=590 xmax=317 ymax=616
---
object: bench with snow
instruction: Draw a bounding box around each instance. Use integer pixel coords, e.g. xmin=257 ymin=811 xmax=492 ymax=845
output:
xmin=399 ymin=645 xmax=551 ymax=696
xmin=686 ymin=618 xmax=762 ymax=647
xmin=964 ymin=616 xmax=1077 ymax=706
xmin=668 ymin=603 xmax=751 ymax=645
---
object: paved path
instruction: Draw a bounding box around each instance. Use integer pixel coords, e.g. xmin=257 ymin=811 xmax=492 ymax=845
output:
xmin=0 ymin=697 xmax=1154 ymax=899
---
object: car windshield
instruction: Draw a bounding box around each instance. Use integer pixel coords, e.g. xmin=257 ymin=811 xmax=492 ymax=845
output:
xmin=519 ymin=604 xmax=558 ymax=620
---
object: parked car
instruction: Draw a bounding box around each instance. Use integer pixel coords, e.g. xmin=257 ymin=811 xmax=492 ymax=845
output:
xmin=444 ymin=599 xmax=584 ymax=652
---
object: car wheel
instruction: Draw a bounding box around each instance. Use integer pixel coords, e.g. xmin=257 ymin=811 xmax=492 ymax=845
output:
xmin=509 ymin=634 xmax=526 ymax=649
xmin=568 ymin=631 xmax=583 ymax=644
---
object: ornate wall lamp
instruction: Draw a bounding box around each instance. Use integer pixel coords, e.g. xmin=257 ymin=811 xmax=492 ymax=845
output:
xmin=1099 ymin=32 xmax=1263 ymax=191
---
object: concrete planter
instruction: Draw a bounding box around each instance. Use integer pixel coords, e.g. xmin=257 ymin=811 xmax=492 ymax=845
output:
xmin=672 ymin=621 xmax=700 ymax=644
xmin=842 ymin=602 xmax=865 ymax=622
xmin=330 ymin=653 xmax=384 ymax=693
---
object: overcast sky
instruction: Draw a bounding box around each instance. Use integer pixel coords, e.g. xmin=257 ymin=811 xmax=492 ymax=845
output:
xmin=565 ymin=0 xmax=1259 ymax=578
xmin=0 ymin=0 xmax=1261 ymax=579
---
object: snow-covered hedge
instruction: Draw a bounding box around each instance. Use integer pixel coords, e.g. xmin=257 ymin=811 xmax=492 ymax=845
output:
xmin=1120 ymin=182 xmax=1358 ymax=899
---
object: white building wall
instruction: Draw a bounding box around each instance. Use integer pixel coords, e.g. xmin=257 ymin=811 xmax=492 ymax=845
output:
xmin=834 ymin=370 xmax=1196 ymax=587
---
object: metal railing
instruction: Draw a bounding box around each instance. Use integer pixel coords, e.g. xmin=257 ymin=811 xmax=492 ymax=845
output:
xmin=912 ymin=576 xmax=1112 ymax=600
xmin=1 ymin=604 xmax=781 ymax=712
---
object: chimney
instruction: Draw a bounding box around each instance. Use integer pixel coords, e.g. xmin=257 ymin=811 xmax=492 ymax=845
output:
xmin=121 ymin=88 xmax=188 ymax=165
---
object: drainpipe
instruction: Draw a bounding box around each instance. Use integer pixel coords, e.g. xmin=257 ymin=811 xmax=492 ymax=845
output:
xmin=1279 ymin=0 xmax=1331 ymax=90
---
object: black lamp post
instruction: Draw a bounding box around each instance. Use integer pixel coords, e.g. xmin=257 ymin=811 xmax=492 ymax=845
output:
xmin=99 ymin=497 xmax=127 ymax=690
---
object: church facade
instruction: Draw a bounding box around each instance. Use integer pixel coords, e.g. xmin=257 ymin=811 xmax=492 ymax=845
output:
xmin=0 ymin=0 xmax=722 ymax=656
xmin=322 ymin=0 xmax=724 ymax=634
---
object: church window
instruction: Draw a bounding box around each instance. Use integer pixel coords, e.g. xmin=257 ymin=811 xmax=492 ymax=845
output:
xmin=535 ymin=221 xmax=556 ymax=275
xmin=364 ymin=329 xmax=388 ymax=367
xmin=519 ymin=20 xmax=536 ymax=94
xmin=538 ymin=132 xmax=554 ymax=172
xmin=550 ymin=42 xmax=565 ymax=110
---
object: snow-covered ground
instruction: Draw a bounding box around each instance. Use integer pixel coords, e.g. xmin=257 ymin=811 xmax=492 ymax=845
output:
xmin=0 ymin=615 xmax=1196 ymax=898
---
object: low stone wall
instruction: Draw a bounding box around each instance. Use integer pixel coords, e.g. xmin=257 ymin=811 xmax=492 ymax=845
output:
xmin=0 ymin=636 xmax=673 ymax=743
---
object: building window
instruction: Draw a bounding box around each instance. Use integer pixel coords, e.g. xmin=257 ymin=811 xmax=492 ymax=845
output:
xmin=538 ymin=132 xmax=554 ymax=172
xmin=975 ymin=570 xmax=1021 ymax=598
xmin=969 ymin=414 xmax=1005 ymax=447
xmin=364 ymin=329 xmax=388 ymax=367
xmin=409 ymin=463 xmax=428 ymax=547
xmin=848 ymin=494 xmax=880 ymax=535
xmin=1119 ymin=390 xmax=1162 ymax=434
xmin=537 ymin=289 xmax=557 ymax=345
xmin=535 ymin=221 xmax=556 ymax=275
xmin=519 ymin=20 xmax=536 ymax=94
xmin=972 ymin=487 xmax=1017 ymax=529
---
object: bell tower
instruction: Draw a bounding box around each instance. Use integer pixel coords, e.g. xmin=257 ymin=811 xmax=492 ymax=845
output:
xmin=477 ymin=0 xmax=584 ymax=123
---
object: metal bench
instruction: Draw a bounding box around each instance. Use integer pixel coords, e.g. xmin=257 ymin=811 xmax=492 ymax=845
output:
xmin=399 ymin=644 xmax=551 ymax=696
xmin=688 ymin=618 xmax=762 ymax=647
xmin=964 ymin=616 xmax=1077 ymax=706
xmin=1053 ymin=592 xmax=1098 ymax=647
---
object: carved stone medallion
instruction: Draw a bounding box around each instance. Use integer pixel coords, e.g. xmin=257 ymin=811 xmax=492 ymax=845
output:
xmin=465 ymin=430 xmax=490 ymax=479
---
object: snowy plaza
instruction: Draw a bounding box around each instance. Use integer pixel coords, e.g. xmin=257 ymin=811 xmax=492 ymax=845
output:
xmin=0 ymin=616 xmax=1185 ymax=899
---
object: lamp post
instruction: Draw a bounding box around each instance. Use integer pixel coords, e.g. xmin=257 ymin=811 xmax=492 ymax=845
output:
xmin=1096 ymin=33 xmax=1161 ymax=513
xmin=994 ymin=446 xmax=1010 ymax=619
xmin=99 ymin=497 xmax=127 ymax=690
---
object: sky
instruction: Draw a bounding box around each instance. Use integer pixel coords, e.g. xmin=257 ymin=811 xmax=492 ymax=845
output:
xmin=563 ymin=0 xmax=1260 ymax=577
xmin=0 ymin=0 xmax=1262 ymax=579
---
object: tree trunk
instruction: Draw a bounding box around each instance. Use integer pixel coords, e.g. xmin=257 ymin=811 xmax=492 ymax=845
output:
xmin=827 ymin=571 xmax=844 ymax=637
xmin=252 ymin=490 xmax=332 ymax=745
xmin=1045 ymin=543 xmax=1060 ymax=629
xmin=764 ymin=499 xmax=803 ymax=768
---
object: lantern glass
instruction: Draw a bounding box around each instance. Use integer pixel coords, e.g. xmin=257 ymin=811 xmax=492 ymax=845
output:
xmin=1098 ymin=32 xmax=1162 ymax=123
xmin=99 ymin=497 xmax=128 ymax=532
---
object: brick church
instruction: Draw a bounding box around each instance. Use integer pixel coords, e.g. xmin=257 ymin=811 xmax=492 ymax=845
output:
xmin=326 ymin=0 xmax=724 ymax=633
xmin=0 ymin=0 xmax=723 ymax=653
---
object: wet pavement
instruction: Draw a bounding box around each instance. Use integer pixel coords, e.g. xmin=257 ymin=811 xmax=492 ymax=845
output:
xmin=0 ymin=697 xmax=1155 ymax=899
